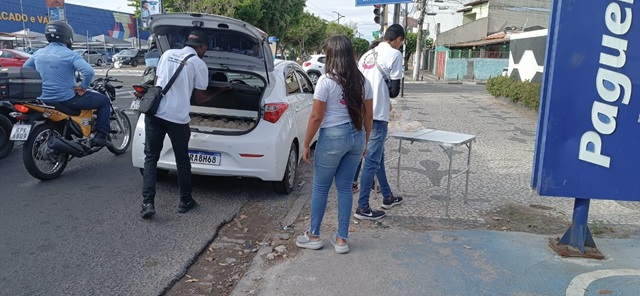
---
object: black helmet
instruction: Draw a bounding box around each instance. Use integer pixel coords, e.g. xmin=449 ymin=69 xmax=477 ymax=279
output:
xmin=45 ymin=21 xmax=74 ymax=48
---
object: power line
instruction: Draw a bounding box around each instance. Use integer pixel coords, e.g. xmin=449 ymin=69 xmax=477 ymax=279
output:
xmin=306 ymin=1 xmax=334 ymax=19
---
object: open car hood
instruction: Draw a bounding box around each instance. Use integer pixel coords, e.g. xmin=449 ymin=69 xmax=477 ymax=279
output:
xmin=149 ymin=13 xmax=274 ymax=73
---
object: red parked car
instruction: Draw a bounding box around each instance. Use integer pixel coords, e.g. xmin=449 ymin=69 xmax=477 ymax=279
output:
xmin=0 ymin=49 xmax=31 ymax=68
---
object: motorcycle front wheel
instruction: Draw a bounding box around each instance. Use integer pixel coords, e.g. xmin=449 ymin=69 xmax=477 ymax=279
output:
xmin=23 ymin=123 xmax=68 ymax=180
xmin=107 ymin=108 xmax=132 ymax=155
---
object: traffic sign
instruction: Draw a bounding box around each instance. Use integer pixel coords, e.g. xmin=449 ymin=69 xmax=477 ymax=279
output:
xmin=532 ymin=1 xmax=640 ymax=201
xmin=355 ymin=0 xmax=412 ymax=6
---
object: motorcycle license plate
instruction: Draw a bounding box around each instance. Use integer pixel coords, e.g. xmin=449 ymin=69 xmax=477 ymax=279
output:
xmin=130 ymin=98 xmax=141 ymax=110
xmin=189 ymin=150 xmax=221 ymax=166
xmin=9 ymin=124 xmax=31 ymax=141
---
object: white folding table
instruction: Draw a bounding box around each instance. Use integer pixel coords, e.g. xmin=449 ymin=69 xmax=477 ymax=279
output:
xmin=389 ymin=128 xmax=476 ymax=216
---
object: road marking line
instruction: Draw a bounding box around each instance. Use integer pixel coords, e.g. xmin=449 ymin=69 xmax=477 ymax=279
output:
xmin=566 ymin=269 xmax=640 ymax=296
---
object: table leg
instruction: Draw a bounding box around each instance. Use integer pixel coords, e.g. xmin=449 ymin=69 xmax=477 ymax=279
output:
xmin=396 ymin=139 xmax=403 ymax=188
xmin=445 ymin=146 xmax=454 ymax=217
xmin=464 ymin=141 xmax=473 ymax=204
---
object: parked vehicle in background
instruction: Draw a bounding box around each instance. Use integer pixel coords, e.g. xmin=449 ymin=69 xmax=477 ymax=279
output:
xmin=74 ymin=49 xmax=105 ymax=66
xmin=0 ymin=49 xmax=31 ymax=68
xmin=131 ymin=13 xmax=317 ymax=194
xmin=302 ymin=54 xmax=325 ymax=84
xmin=112 ymin=48 xmax=146 ymax=68
xmin=0 ymin=101 xmax=16 ymax=159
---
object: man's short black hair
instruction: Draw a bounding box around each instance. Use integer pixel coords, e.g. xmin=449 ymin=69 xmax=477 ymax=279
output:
xmin=383 ymin=24 xmax=405 ymax=42
xmin=142 ymin=1 xmax=148 ymax=5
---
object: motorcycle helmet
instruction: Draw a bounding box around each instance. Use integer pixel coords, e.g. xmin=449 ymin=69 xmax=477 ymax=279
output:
xmin=147 ymin=34 xmax=157 ymax=50
xmin=45 ymin=21 xmax=74 ymax=48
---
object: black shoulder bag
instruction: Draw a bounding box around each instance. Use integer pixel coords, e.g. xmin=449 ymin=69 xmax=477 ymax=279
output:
xmin=138 ymin=53 xmax=195 ymax=115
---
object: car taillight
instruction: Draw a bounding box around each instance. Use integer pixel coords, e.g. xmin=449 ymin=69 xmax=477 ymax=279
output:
xmin=303 ymin=62 xmax=311 ymax=67
xmin=133 ymin=85 xmax=146 ymax=93
xmin=14 ymin=104 xmax=29 ymax=113
xmin=263 ymin=103 xmax=288 ymax=123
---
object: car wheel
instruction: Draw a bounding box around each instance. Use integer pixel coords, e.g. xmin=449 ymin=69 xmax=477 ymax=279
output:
xmin=308 ymin=72 xmax=320 ymax=85
xmin=273 ymin=143 xmax=298 ymax=194
xmin=114 ymin=61 xmax=122 ymax=68
xmin=96 ymin=59 xmax=102 ymax=67
xmin=131 ymin=60 xmax=138 ymax=67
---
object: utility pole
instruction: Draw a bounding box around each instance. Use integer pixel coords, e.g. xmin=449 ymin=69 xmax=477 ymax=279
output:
xmin=333 ymin=11 xmax=345 ymax=25
xmin=413 ymin=0 xmax=428 ymax=81
xmin=393 ymin=3 xmax=401 ymax=24
xmin=401 ymin=2 xmax=408 ymax=97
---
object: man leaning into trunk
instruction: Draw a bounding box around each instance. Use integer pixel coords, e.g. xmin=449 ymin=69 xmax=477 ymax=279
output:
xmin=140 ymin=30 xmax=215 ymax=219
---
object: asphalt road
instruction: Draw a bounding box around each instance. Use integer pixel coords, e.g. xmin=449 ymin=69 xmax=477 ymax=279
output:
xmin=0 ymin=72 xmax=489 ymax=295
xmin=0 ymin=74 xmax=289 ymax=295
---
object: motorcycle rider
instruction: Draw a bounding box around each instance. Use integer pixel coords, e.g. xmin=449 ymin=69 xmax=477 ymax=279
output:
xmin=22 ymin=21 xmax=111 ymax=147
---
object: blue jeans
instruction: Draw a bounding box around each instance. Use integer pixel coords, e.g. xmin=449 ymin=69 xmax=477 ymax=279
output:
xmin=60 ymin=91 xmax=111 ymax=135
xmin=142 ymin=115 xmax=192 ymax=204
xmin=358 ymin=120 xmax=393 ymax=209
xmin=309 ymin=122 xmax=366 ymax=240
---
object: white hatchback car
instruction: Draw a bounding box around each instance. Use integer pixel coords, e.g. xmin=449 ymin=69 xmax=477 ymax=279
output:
xmin=131 ymin=13 xmax=316 ymax=194
xmin=302 ymin=54 xmax=325 ymax=84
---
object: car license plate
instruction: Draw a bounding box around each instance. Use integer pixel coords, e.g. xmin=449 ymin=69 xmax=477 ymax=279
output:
xmin=130 ymin=98 xmax=141 ymax=110
xmin=189 ymin=151 xmax=221 ymax=166
xmin=9 ymin=124 xmax=31 ymax=141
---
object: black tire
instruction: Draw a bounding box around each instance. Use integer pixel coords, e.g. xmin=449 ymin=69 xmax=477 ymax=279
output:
xmin=0 ymin=114 xmax=14 ymax=159
xmin=107 ymin=108 xmax=132 ymax=155
xmin=22 ymin=123 xmax=68 ymax=180
xmin=131 ymin=60 xmax=138 ymax=68
xmin=273 ymin=143 xmax=298 ymax=194
xmin=96 ymin=59 xmax=103 ymax=67
xmin=307 ymin=72 xmax=320 ymax=85
xmin=139 ymin=168 xmax=170 ymax=180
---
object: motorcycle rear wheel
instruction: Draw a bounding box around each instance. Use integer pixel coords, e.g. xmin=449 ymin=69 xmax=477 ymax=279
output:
xmin=23 ymin=123 xmax=68 ymax=180
xmin=108 ymin=108 xmax=132 ymax=155
xmin=0 ymin=114 xmax=14 ymax=159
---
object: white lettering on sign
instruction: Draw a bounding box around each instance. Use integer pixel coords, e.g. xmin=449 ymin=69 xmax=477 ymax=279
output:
xmin=579 ymin=0 xmax=634 ymax=168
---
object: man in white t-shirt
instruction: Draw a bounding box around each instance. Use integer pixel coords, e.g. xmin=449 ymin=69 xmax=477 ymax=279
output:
xmin=140 ymin=29 xmax=214 ymax=219
xmin=354 ymin=24 xmax=405 ymax=220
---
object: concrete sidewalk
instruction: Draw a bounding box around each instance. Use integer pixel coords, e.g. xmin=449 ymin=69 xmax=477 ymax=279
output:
xmin=254 ymin=230 xmax=640 ymax=296
xmin=232 ymin=83 xmax=640 ymax=296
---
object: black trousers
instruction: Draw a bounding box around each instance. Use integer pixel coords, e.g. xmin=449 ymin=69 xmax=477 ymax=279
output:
xmin=142 ymin=115 xmax=192 ymax=204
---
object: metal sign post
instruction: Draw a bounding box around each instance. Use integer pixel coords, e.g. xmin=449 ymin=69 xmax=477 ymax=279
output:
xmin=533 ymin=0 xmax=640 ymax=258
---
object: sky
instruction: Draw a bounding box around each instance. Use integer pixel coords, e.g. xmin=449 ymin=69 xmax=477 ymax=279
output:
xmin=64 ymin=0 xmax=423 ymax=41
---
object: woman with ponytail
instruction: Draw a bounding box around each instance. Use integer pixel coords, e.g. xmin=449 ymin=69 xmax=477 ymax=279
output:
xmin=296 ymin=35 xmax=373 ymax=254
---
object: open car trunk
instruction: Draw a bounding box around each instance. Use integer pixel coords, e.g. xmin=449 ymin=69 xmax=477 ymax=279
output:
xmin=149 ymin=13 xmax=275 ymax=135
xmin=189 ymin=69 xmax=265 ymax=135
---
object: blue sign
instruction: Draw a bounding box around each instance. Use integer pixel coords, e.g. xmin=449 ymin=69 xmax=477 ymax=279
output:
xmin=355 ymin=0 xmax=413 ymax=6
xmin=268 ymin=36 xmax=279 ymax=43
xmin=532 ymin=0 xmax=640 ymax=201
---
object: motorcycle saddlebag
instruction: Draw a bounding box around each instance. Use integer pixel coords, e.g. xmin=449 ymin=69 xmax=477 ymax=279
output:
xmin=0 ymin=67 xmax=42 ymax=101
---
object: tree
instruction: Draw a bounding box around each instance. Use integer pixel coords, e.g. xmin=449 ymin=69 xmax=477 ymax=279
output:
xmin=282 ymin=12 xmax=327 ymax=58
xmin=233 ymin=0 xmax=264 ymax=26
xmin=404 ymin=32 xmax=417 ymax=66
xmin=325 ymin=22 xmax=355 ymax=40
xmin=165 ymin=0 xmax=239 ymax=16
xmin=352 ymin=38 xmax=370 ymax=57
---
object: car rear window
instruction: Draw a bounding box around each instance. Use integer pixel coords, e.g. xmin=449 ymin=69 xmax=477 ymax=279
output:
xmin=159 ymin=27 xmax=263 ymax=59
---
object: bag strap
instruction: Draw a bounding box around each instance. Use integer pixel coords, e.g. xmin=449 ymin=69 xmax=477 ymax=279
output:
xmin=161 ymin=53 xmax=196 ymax=95
xmin=371 ymin=48 xmax=391 ymax=85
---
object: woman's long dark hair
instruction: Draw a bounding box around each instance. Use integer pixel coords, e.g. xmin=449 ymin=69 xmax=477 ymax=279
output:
xmin=324 ymin=35 xmax=366 ymax=131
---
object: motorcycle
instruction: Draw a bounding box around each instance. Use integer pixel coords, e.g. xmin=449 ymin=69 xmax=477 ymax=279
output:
xmin=9 ymin=67 xmax=133 ymax=180
xmin=0 ymin=101 xmax=16 ymax=159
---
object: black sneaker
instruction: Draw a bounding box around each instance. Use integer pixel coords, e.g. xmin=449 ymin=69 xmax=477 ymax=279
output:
xmin=354 ymin=207 xmax=385 ymax=220
xmin=92 ymin=133 xmax=110 ymax=147
xmin=382 ymin=195 xmax=403 ymax=209
xmin=140 ymin=203 xmax=155 ymax=219
xmin=178 ymin=199 xmax=197 ymax=213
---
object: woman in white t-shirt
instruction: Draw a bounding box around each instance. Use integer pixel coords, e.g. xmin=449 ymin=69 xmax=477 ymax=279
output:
xmin=296 ymin=35 xmax=374 ymax=254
